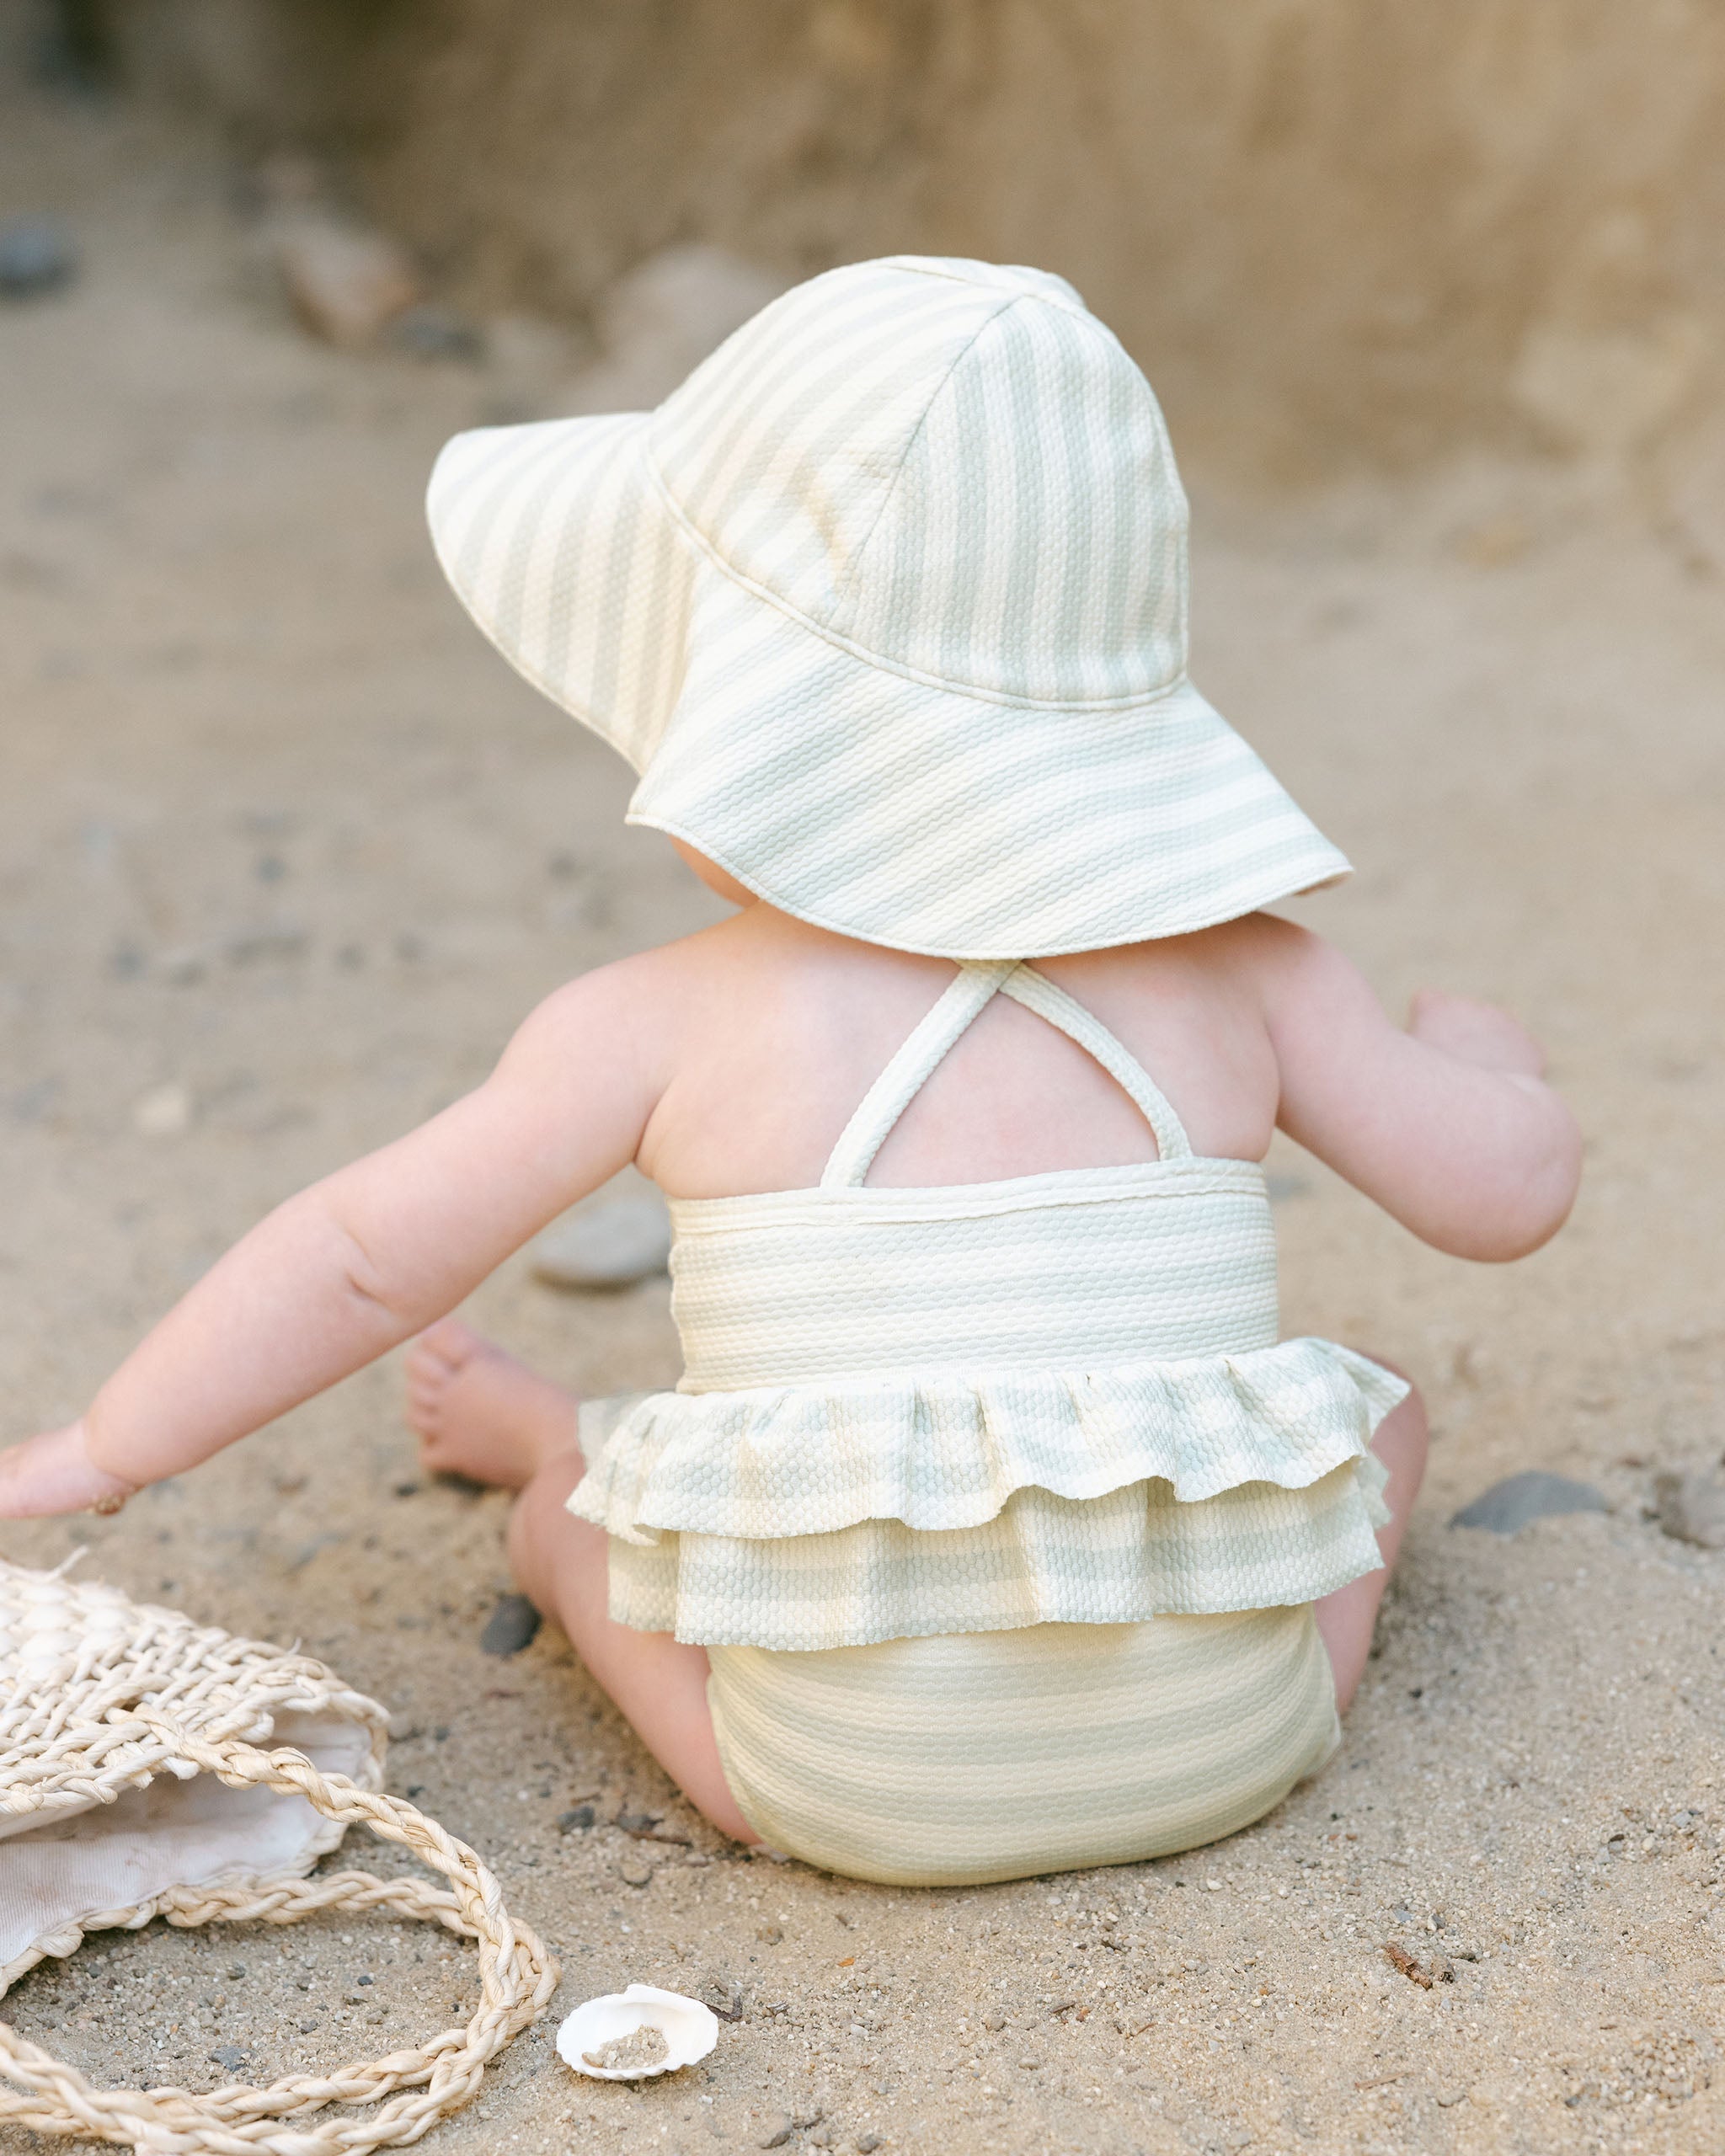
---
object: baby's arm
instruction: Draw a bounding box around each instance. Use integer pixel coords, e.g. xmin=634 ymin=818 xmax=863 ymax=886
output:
xmin=1245 ymin=920 xmax=1581 ymax=1259
xmin=0 ymin=956 xmax=674 ymax=1517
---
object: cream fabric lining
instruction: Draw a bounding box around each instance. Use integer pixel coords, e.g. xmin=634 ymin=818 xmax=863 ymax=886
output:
xmin=708 ymin=1604 xmax=1340 ymax=1886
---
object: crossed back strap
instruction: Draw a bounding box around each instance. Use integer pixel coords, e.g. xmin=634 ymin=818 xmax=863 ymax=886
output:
xmin=820 ymin=960 xmax=1194 ymax=1191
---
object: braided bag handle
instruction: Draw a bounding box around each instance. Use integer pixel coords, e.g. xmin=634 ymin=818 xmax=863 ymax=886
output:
xmin=0 ymin=1710 xmax=559 ymax=2153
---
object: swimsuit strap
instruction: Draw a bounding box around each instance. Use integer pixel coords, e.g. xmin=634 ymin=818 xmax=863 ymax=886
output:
xmin=820 ymin=962 xmax=1017 ymax=1190
xmin=999 ymin=965 xmax=1194 ymax=1161
xmin=820 ymin=959 xmax=1192 ymax=1190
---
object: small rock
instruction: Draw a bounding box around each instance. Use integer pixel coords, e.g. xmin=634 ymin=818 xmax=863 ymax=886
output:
xmin=208 ymin=2046 xmax=248 ymax=2072
xmin=249 ymin=152 xmax=328 ymax=215
xmin=1382 ymin=1940 xmax=1433 ymax=1988
xmin=759 ymin=2120 xmax=796 ymax=2151
xmin=856 ymin=2137 xmax=884 ymax=2153
xmin=132 ymin=1082 xmax=193 ymax=1138
xmin=479 ymin=1593 xmax=542 ymax=1657
xmin=390 ymin=302 xmax=483 ymax=362
xmin=1450 ymin=1470 xmax=1607 ymax=1534
xmin=531 ymin=1193 xmax=671 ymax=1289
xmin=225 ymin=923 xmax=308 ymax=966
xmin=0 ymin=216 xmax=77 ymax=299
xmin=1455 ymin=515 xmax=1534 ymax=568
xmin=982 ymin=2012 xmax=1007 ymax=2031
xmin=699 ymin=1977 xmax=745 ymax=2021
xmin=757 ymin=1923 xmax=783 ymax=1945
xmin=563 ymin=244 xmax=788 ymax=415
xmin=617 ymin=1857 xmax=656 ymax=1888
xmin=558 ymin=1804 xmax=597 ymax=1833
xmin=1434 ymin=2086 xmax=1466 ymax=2106
xmin=274 ymin=216 xmax=419 ymax=348
xmin=1653 ymin=1470 xmax=1725 ymax=1549
xmin=805 ymin=2127 xmax=833 ymax=2149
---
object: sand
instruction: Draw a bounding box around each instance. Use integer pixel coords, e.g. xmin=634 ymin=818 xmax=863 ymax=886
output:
xmin=6 ymin=80 xmax=1725 ymax=2156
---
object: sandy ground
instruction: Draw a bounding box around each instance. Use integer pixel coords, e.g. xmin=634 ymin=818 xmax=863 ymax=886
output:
xmin=7 ymin=79 xmax=1725 ymax=2156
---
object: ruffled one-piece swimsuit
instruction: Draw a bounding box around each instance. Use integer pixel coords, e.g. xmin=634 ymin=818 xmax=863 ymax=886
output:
xmin=568 ymin=960 xmax=1407 ymax=1886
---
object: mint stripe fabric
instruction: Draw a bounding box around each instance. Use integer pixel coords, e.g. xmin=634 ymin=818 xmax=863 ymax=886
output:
xmin=566 ymin=963 xmax=1406 ymax=1651
xmin=707 ymin=1605 xmax=1340 ymax=1887
xmin=426 ymin=255 xmax=1350 ymax=960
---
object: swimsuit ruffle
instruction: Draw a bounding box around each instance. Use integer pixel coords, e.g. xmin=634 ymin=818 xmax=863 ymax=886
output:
xmin=601 ymin=1454 xmax=1393 ymax=1652
xmin=568 ymin=1338 xmax=1407 ymax=1546
xmin=571 ymin=1339 xmax=1405 ymax=1647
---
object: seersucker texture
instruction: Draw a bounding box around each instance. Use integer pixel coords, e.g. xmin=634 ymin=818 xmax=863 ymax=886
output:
xmin=565 ymin=961 xmax=1407 ymax=1651
xmin=426 ymin=255 xmax=1351 ymax=958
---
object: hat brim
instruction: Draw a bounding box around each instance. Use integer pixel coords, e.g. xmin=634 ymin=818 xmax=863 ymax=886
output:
xmin=429 ymin=416 xmax=1350 ymax=960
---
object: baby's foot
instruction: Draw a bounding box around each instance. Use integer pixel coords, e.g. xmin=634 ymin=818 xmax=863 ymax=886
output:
xmin=405 ymin=1319 xmax=582 ymax=1492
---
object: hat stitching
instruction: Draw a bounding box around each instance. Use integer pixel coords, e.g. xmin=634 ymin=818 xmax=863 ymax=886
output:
xmin=625 ymin=801 xmax=1338 ymax=963
xmin=825 ymin=294 xmax=1020 ymax=619
xmin=641 ymin=441 xmax=1198 ymax=720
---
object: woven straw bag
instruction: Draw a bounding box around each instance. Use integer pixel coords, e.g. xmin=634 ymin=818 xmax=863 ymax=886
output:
xmin=0 ymin=1557 xmax=558 ymax=2153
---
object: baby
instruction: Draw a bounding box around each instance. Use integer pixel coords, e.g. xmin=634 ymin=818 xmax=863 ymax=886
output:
xmin=1 ymin=259 xmax=1579 ymax=1885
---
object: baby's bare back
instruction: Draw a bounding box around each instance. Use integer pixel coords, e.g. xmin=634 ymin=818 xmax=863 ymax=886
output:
xmin=635 ymin=907 xmax=1280 ymax=1201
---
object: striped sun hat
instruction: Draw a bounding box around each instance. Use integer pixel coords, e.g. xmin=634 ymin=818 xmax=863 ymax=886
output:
xmin=428 ymin=255 xmax=1348 ymax=958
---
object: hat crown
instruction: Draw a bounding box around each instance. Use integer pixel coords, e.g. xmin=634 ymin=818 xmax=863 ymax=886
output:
xmin=649 ymin=257 xmax=1188 ymax=707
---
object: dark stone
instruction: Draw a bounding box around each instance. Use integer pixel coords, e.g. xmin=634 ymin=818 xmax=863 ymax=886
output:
xmin=208 ymin=2046 xmax=249 ymax=2072
xmin=1449 ymin=1470 xmax=1607 ymax=1534
xmin=389 ymin=302 xmax=484 ymax=361
xmin=0 ymin=217 xmax=77 ymax=298
xmin=558 ymin=1804 xmax=596 ymax=1833
xmin=479 ymin=1593 xmax=542 ymax=1657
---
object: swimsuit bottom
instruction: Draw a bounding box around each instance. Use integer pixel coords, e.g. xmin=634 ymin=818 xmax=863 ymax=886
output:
xmin=705 ymin=1604 xmax=1338 ymax=1888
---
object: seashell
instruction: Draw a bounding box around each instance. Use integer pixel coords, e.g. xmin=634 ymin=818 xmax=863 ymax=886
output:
xmin=555 ymin=1983 xmax=718 ymax=2080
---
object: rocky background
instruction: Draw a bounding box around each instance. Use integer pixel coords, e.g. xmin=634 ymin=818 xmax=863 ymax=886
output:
xmin=4 ymin=3 xmax=1725 ymax=2152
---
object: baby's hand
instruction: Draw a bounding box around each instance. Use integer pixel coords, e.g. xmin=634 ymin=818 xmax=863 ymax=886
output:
xmin=1407 ymin=990 xmax=1547 ymax=1079
xmin=0 ymin=1422 xmax=136 ymax=1518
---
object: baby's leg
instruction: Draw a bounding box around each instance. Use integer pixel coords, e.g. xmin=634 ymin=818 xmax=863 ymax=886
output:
xmin=406 ymin=1321 xmax=757 ymax=1844
xmin=1311 ymin=1366 xmax=1429 ymax=1714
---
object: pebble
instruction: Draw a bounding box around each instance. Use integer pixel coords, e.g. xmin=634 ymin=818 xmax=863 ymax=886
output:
xmin=208 ymin=2045 xmax=249 ymax=2072
xmin=1449 ymin=1470 xmax=1607 ymax=1534
xmin=479 ymin=1593 xmax=542 ymax=1657
xmin=759 ymin=2120 xmax=796 ymax=2150
xmin=1653 ymin=1470 xmax=1725 ymax=1549
xmin=856 ymin=2138 xmax=884 ymax=2153
xmin=558 ymin=1804 xmax=597 ymax=1833
xmin=132 ymin=1082 xmax=193 ymax=1138
xmin=563 ymin=243 xmax=788 ymax=415
xmin=390 ymin=303 xmax=483 ymax=361
xmin=531 ymin=1193 xmax=671 ymax=1289
xmin=617 ymin=1858 xmax=656 ymax=1889
xmin=700 ymin=1977 xmax=745 ymax=2022
xmin=0 ymin=216 xmax=77 ymax=298
xmin=273 ymin=217 xmax=419 ymax=347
